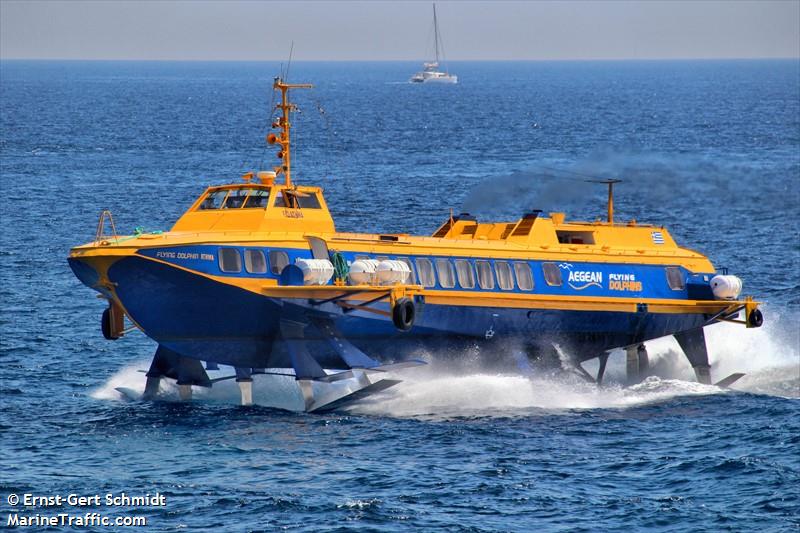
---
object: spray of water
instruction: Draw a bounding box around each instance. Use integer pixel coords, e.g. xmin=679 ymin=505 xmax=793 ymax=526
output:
xmin=92 ymin=307 xmax=798 ymax=418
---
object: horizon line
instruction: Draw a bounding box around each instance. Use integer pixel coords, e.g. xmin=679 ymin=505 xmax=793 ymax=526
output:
xmin=2 ymin=56 xmax=798 ymax=63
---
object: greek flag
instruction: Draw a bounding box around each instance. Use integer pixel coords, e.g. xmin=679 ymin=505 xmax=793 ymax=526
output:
xmin=651 ymin=231 xmax=665 ymax=244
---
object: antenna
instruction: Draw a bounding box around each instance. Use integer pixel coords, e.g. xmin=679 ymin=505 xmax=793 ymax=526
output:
xmin=586 ymin=179 xmax=622 ymax=224
xmin=285 ymin=41 xmax=294 ymax=81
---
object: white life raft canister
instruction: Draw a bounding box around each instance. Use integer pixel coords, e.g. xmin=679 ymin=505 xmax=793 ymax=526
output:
xmin=349 ymin=259 xmax=380 ymax=284
xmin=710 ymin=274 xmax=743 ymax=300
xmin=375 ymin=260 xmax=411 ymax=285
xmin=295 ymin=258 xmax=335 ymax=285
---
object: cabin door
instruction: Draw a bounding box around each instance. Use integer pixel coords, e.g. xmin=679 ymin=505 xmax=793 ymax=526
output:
xmin=307 ymin=236 xmax=329 ymax=260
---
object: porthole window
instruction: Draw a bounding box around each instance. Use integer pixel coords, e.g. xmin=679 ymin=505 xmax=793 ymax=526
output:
xmin=416 ymin=258 xmax=436 ymax=287
xmin=269 ymin=250 xmax=289 ymax=275
xmin=454 ymin=259 xmax=476 ymax=289
xmin=514 ymin=262 xmax=534 ymax=291
xmin=665 ymin=266 xmax=685 ymax=290
xmin=219 ymin=248 xmax=242 ymax=273
xmin=435 ymin=258 xmax=456 ymax=288
xmin=495 ymin=261 xmax=514 ymax=290
xmin=542 ymin=263 xmax=563 ymax=286
xmin=475 ymin=260 xmax=495 ymax=290
xmin=244 ymin=249 xmax=267 ymax=274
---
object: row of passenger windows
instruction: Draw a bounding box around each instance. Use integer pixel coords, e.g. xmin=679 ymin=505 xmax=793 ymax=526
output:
xmin=415 ymin=258 xmax=536 ymax=291
xmin=217 ymin=248 xmax=685 ymax=292
xmin=219 ymin=248 xmax=289 ymax=274
xmin=198 ymin=188 xmax=322 ymax=211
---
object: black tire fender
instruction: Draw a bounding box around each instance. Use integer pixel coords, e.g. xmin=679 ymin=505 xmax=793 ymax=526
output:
xmin=747 ymin=308 xmax=763 ymax=328
xmin=392 ymin=297 xmax=415 ymax=332
xmin=101 ymin=307 xmax=120 ymax=340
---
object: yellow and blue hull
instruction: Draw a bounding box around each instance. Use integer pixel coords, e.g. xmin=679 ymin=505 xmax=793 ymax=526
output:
xmin=67 ymin=242 xmax=738 ymax=371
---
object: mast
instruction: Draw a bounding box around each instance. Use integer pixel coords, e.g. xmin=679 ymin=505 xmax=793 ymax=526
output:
xmin=267 ymin=77 xmax=313 ymax=188
xmin=585 ymin=178 xmax=622 ymax=224
xmin=605 ymin=179 xmax=621 ymax=224
xmin=433 ymin=3 xmax=440 ymax=65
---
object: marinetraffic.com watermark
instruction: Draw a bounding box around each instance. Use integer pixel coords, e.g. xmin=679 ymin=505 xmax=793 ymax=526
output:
xmin=5 ymin=492 xmax=165 ymax=528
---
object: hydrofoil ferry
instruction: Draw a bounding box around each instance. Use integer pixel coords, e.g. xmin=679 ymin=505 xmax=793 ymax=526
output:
xmin=68 ymin=79 xmax=764 ymax=411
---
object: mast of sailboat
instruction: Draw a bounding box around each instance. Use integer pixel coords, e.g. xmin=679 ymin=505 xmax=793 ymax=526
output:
xmin=433 ymin=3 xmax=440 ymax=65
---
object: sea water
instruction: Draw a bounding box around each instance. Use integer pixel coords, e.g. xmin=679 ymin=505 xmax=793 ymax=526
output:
xmin=1 ymin=60 xmax=798 ymax=531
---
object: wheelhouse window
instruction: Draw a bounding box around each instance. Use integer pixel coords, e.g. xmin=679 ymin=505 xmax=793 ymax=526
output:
xmin=475 ymin=260 xmax=495 ymax=290
xmin=514 ymin=262 xmax=534 ymax=291
xmin=665 ymin=267 xmax=685 ymax=290
xmin=542 ymin=263 xmax=563 ymax=286
xmin=269 ymin=250 xmax=289 ymax=275
xmin=244 ymin=249 xmax=267 ymax=273
xmin=495 ymin=261 xmax=514 ymax=290
xmin=296 ymin=193 xmax=321 ymax=209
xmin=454 ymin=259 xmax=476 ymax=289
xmin=219 ymin=248 xmax=242 ymax=273
xmin=199 ymin=187 xmax=272 ymax=210
xmin=416 ymin=258 xmax=436 ymax=287
xmin=244 ymin=189 xmax=270 ymax=208
xmin=435 ymin=258 xmax=456 ymax=288
xmin=199 ymin=190 xmax=228 ymax=210
xmin=273 ymin=190 xmax=322 ymax=209
xmin=226 ymin=189 xmax=251 ymax=208
xmin=398 ymin=257 xmax=416 ymax=284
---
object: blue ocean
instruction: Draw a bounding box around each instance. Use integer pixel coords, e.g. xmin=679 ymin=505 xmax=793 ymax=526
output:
xmin=1 ymin=60 xmax=799 ymax=531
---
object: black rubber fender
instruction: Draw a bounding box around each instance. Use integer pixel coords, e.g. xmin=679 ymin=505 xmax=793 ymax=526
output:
xmin=747 ymin=308 xmax=764 ymax=328
xmin=101 ymin=307 xmax=120 ymax=340
xmin=392 ymin=297 xmax=415 ymax=332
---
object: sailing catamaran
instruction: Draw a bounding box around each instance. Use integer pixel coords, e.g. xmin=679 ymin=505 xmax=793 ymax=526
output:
xmin=410 ymin=4 xmax=457 ymax=84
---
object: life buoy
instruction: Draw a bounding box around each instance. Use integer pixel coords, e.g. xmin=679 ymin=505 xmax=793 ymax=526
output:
xmin=101 ymin=307 xmax=120 ymax=340
xmin=392 ymin=297 xmax=415 ymax=331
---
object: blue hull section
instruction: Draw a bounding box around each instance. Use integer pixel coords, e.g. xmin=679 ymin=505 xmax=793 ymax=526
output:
xmin=94 ymin=257 xmax=706 ymax=368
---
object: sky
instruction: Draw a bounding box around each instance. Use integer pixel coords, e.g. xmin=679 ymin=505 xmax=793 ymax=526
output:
xmin=1 ymin=0 xmax=798 ymax=61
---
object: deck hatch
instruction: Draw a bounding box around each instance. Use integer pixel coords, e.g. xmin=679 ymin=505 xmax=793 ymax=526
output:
xmin=499 ymin=223 xmax=516 ymax=239
xmin=556 ymin=231 xmax=595 ymax=245
xmin=432 ymin=220 xmax=452 ymax=238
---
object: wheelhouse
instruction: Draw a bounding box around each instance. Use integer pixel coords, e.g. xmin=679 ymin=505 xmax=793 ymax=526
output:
xmin=171 ymin=182 xmax=335 ymax=234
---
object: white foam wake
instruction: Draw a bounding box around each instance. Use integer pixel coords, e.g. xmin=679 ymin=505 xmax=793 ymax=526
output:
xmin=90 ymin=306 xmax=799 ymax=417
xmin=343 ymin=370 xmax=720 ymax=419
xmin=347 ymin=306 xmax=799 ymax=418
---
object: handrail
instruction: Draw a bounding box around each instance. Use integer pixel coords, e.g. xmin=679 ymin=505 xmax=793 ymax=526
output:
xmin=95 ymin=210 xmax=119 ymax=246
